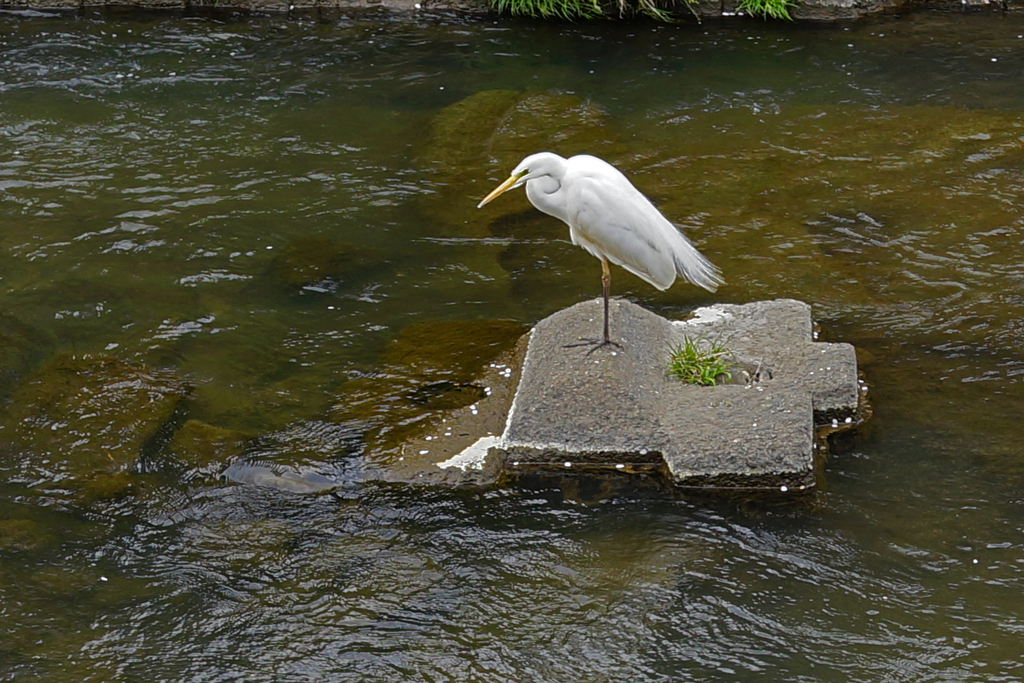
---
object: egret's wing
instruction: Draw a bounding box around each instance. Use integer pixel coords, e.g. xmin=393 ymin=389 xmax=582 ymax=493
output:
xmin=567 ymin=167 xmax=722 ymax=293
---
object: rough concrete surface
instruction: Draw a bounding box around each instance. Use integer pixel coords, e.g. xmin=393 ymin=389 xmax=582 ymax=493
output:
xmin=436 ymin=298 xmax=863 ymax=492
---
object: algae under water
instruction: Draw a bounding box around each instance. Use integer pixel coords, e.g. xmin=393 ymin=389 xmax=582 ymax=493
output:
xmin=1 ymin=7 xmax=1024 ymax=682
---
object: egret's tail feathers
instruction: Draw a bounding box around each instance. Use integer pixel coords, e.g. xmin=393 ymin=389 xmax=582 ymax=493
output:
xmin=674 ymin=247 xmax=724 ymax=294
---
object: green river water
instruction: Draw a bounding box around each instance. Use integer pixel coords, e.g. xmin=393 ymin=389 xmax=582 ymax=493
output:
xmin=2 ymin=6 xmax=1024 ymax=681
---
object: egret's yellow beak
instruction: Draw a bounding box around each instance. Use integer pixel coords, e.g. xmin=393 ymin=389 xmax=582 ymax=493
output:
xmin=477 ymin=171 xmax=527 ymax=208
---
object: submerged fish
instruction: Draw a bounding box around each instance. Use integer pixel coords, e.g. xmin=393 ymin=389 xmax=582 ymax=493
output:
xmin=223 ymin=463 xmax=339 ymax=494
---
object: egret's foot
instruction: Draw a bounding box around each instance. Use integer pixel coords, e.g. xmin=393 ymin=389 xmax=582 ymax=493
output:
xmin=564 ymin=337 xmax=623 ymax=355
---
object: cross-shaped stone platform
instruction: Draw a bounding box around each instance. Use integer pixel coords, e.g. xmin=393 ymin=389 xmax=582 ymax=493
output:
xmin=492 ymin=298 xmax=862 ymax=491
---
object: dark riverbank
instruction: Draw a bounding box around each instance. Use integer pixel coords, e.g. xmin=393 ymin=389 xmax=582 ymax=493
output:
xmin=2 ymin=0 xmax=1020 ymax=21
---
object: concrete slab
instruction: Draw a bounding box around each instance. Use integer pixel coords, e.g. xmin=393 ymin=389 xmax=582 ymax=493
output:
xmin=434 ymin=298 xmax=863 ymax=492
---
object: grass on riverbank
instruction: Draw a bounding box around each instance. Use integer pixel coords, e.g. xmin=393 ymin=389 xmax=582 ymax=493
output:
xmin=738 ymin=0 xmax=796 ymax=18
xmin=491 ymin=0 xmax=795 ymax=20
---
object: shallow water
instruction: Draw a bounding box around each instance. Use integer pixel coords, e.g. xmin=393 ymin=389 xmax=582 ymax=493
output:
xmin=1 ymin=6 xmax=1024 ymax=682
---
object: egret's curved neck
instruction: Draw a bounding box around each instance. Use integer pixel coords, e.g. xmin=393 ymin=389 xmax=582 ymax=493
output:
xmin=525 ymin=175 xmax=565 ymax=222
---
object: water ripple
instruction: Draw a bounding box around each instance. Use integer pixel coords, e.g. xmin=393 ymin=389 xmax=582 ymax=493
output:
xmin=3 ymin=11 xmax=1024 ymax=683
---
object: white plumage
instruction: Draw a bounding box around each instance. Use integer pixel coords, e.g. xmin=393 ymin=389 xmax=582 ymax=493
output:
xmin=478 ymin=152 xmax=723 ymax=347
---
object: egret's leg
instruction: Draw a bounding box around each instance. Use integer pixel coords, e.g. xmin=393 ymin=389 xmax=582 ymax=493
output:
xmin=601 ymin=257 xmax=612 ymax=344
xmin=565 ymin=258 xmax=622 ymax=352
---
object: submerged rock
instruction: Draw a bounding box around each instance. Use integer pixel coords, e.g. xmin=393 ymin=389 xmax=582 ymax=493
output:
xmin=0 ymin=312 xmax=55 ymax=401
xmin=329 ymin=318 xmax=526 ymax=467
xmin=261 ymin=236 xmax=385 ymax=296
xmin=385 ymin=337 xmax=527 ymax=487
xmin=0 ymin=518 xmax=56 ymax=553
xmin=419 ymin=89 xmax=522 ymax=178
xmin=75 ymin=470 xmax=137 ymax=505
xmin=378 ymin=318 xmax=525 ymax=378
xmin=167 ymin=419 xmax=252 ymax=481
xmin=413 ymin=89 xmax=627 ymax=308
xmin=241 ymin=419 xmax=362 ymax=470
xmin=416 ymin=89 xmax=624 ymax=238
xmin=0 ymin=353 xmax=190 ymax=498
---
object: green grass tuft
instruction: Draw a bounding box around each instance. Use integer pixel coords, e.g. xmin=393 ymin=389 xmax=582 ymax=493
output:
xmin=493 ymin=0 xmax=603 ymax=20
xmin=490 ymin=0 xmax=797 ymax=20
xmin=667 ymin=336 xmax=733 ymax=387
xmin=736 ymin=0 xmax=795 ymax=19
xmin=492 ymin=0 xmax=680 ymax=20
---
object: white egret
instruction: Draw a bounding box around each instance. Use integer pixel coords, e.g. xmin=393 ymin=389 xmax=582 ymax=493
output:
xmin=477 ymin=152 xmax=723 ymax=349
